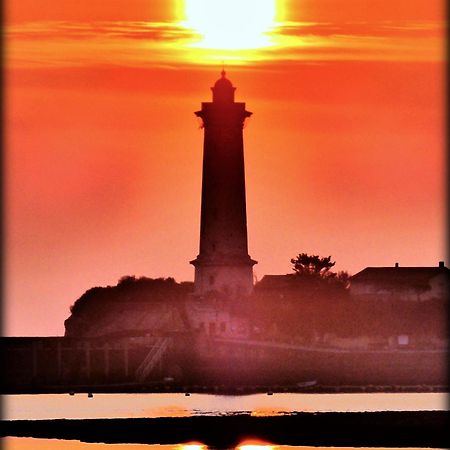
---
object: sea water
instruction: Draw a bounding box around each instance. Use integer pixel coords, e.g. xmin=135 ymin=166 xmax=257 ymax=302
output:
xmin=2 ymin=392 xmax=447 ymax=420
xmin=1 ymin=393 xmax=447 ymax=450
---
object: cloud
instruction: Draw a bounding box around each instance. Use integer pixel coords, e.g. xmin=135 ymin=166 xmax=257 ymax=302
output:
xmin=7 ymin=21 xmax=198 ymax=41
xmin=5 ymin=19 xmax=445 ymax=69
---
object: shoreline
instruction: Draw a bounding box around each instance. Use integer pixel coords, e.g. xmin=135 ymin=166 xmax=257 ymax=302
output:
xmin=1 ymin=411 xmax=448 ymax=448
xmin=2 ymin=383 xmax=448 ymax=395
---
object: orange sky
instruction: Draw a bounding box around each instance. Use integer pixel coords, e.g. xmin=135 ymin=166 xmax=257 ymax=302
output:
xmin=4 ymin=0 xmax=446 ymax=335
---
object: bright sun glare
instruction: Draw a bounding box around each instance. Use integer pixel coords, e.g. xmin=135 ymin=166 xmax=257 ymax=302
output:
xmin=237 ymin=444 xmax=276 ymax=450
xmin=178 ymin=445 xmax=207 ymax=450
xmin=183 ymin=0 xmax=278 ymax=50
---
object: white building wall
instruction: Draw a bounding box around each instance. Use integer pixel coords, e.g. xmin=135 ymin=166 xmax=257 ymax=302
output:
xmin=350 ymin=274 xmax=448 ymax=302
xmin=194 ymin=264 xmax=253 ymax=297
xmin=187 ymin=301 xmax=250 ymax=338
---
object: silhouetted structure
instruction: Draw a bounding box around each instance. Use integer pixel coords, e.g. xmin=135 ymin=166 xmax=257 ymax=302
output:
xmin=3 ymin=72 xmax=448 ymax=396
xmin=350 ymin=261 xmax=449 ymax=302
xmin=190 ymin=71 xmax=257 ymax=297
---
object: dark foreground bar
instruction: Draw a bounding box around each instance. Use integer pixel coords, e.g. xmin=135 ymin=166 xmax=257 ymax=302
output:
xmin=1 ymin=411 xmax=448 ymax=448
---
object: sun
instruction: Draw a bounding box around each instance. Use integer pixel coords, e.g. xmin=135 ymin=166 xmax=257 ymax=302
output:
xmin=182 ymin=0 xmax=278 ymax=50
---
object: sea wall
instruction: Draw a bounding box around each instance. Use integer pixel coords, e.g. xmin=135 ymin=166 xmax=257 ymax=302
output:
xmin=1 ymin=335 xmax=447 ymax=393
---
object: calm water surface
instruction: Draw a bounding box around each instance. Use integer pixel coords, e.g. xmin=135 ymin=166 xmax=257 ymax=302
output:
xmin=3 ymin=392 xmax=447 ymax=420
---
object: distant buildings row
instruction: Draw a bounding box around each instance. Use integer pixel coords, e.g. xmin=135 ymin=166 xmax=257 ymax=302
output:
xmin=63 ymin=261 xmax=448 ymax=353
xmin=258 ymin=261 xmax=448 ymax=303
xmin=189 ymin=261 xmax=448 ymax=349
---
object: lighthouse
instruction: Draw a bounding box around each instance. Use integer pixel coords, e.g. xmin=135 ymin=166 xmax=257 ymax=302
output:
xmin=190 ymin=71 xmax=257 ymax=297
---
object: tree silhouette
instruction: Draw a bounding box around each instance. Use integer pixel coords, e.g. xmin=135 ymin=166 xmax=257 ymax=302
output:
xmin=291 ymin=253 xmax=336 ymax=278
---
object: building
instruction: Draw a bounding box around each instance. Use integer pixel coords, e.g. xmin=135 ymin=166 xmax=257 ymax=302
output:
xmin=350 ymin=261 xmax=449 ymax=302
xmin=190 ymin=71 xmax=257 ymax=297
xmin=187 ymin=297 xmax=250 ymax=338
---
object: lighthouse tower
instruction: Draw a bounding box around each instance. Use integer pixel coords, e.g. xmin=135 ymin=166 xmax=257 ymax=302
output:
xmin=190 ymin=71 xmax=257 ymax=297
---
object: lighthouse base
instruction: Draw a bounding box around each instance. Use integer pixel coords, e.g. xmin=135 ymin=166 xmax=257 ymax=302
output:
xmin=190 ymin=255 xmax=257 ymax=298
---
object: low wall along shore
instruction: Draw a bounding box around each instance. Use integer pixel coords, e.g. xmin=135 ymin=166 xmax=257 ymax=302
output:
xmin=1 ymin=335 xmax=447 ymax=394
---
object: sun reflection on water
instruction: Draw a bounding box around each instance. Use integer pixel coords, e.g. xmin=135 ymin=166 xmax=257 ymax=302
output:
xmin=176 ymin=438 xmax=276 ymax=450
xmin=177 ymin=443 xmax=208 ymax=450
xmin=237 ymin=441 xmax=277 ymax=450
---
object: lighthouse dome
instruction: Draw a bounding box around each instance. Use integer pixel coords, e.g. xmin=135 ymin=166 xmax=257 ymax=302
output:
xmin=212 ymin=70 xmax=235 ymax=103
xmin=214 ymin=72 xmax=233 ymax=89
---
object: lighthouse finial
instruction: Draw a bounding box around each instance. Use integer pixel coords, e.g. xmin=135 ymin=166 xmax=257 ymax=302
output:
xmin=221 ymin=60 xmax=226 ymax=78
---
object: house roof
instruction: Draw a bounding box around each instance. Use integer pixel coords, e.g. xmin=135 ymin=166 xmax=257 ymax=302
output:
xmin=256 ymin=273 xmax=331 ymax=290
xmin=350 ymin=266 xmax=449 ymax=289
xmin=256 ymin=274 xmax=298 ymax=289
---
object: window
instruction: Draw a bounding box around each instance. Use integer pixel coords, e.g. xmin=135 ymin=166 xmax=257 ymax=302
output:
xmin=220 ymin=322 xmax=226 ymax=333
